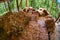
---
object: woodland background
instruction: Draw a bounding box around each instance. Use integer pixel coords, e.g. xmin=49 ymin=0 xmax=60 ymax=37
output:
xmin=0 ymin=0 xmax=60 ymax=18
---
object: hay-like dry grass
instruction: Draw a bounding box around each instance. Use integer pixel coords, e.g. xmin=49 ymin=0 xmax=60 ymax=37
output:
xmin=0 ymin=10 xmax=55 ymax=40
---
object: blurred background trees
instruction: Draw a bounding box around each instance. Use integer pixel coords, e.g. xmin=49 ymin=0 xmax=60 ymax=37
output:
xmin=0 ymin=0 xmax=60 ymax=18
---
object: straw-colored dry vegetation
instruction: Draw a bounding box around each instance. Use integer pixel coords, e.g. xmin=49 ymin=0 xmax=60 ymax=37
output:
xmin=0 ymin=0 xmax=59 ymax=40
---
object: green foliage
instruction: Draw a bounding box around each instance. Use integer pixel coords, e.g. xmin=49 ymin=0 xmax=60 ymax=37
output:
xmin=0 ymin=3 xmax=6 ymax=15
xmin=0 ymin=0 xmax=60 ymax=18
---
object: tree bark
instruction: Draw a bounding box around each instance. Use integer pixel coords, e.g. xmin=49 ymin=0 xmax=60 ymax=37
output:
xmin=16 ymin=0 xmax=19 ymax=11
xmin=19 ymin=0 xmax=22 ymax=9
xmin=7 ymin=0 xmax=11 ymax=12
xmin=26 ymin=0 xmax=28 ymax=7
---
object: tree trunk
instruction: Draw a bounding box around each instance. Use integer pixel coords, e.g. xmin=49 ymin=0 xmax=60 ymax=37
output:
xmin=7 ymin=0 xmax=11 ymax=12
xmin=26 ymin=0 xmax=28 ymax=7
xmin=16 ymin=0 xmax=19 ymax=11
xmin=19 ymin=0 xmax=22 ymax=9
